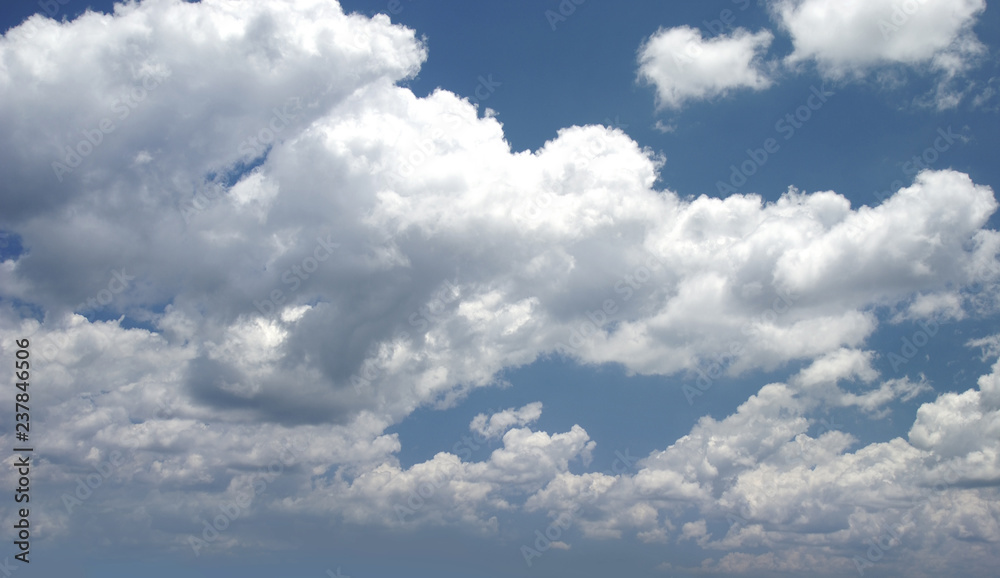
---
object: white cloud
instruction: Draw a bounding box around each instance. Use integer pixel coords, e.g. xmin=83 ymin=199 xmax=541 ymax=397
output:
xmin=969 ymin=334 xmax=1000 ymax=361
xmin=277 ymin=414 xmax=596 ymax=531
xmin=892 ymin=291 xmax=967 ymax=323
xmin=520 ymin=349 xmax=1000 ymax=575
xmin=680 ymin=519 xmax=711 ymax=546
xmin=470 ymin=402 xmax=543 ymax=440
xmin=637 ymin=26 xmax=774 ymax=109
xmin=0 ymin=0 xmax=999 ymax=566
xmin=773 ymin=0 xmax=986 ymax=71
xmin=792 ymin=347 xmax=879 ymax=389
xmin=772 ymin=0 xmax=988 ymax=106
xmin=651 ymin=119 xmax=676 ymax=134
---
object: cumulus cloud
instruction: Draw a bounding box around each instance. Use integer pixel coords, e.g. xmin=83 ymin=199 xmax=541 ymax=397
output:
xmin=520 ymin=348 xmax=1000 ymax=575
xmin=276 ymin=409 xmax=595 ymax=532
xmin=470 ymin=402 xmax=543 ymax=440
xmin=637 ymin=26 xmax=774 ymax=109
xmin=892 ymin=291 xmax=967 ymax=323
xmin=0 ymin=0 xmax=999 ymax=568
xmin=771 ymin=0 xmax=988 ymax=106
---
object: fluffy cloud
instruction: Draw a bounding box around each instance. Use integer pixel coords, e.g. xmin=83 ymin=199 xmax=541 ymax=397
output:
xmin=255 ymin=404 xmax=595 ymax=536
xmin=0 ymin=0 xmax=999 ymax=567
xmin=771 ymin=0 xmax=988 ymax=106
xmin=635 ymin=0 xmax=991 ymax=110
xmin=637 ymin=26 xmax=774 ymax=109
xmin=522 ymin=347 xmax=1000 ymax=575
xmin=892 ymin=291 xmax=967 ymax=322
xmin=470 ymin=401 xmax=543 ymax=440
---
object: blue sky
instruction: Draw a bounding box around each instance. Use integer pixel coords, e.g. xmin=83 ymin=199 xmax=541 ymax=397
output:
xmin=1 ymin=1 xmax=1000 ymax=577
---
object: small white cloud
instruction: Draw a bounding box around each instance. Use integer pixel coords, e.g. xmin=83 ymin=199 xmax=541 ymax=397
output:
xmin=892 ymin=291 xmax=967 ymax=323
xmin=967 ymin=334 xmax=1000 ymax=362
xmin=281 ymin=304 xmax=312 ymax=323
xmin=792 ymin=348 xmax=879 ymax=390
xmin=470 ymin=402 xmax=544 ymax=440
xmin=651 ymin=120 xmax=676 ymax=134
xmin=637 ymin=26 xmax=774 ymax=109
xmin=680 ymin=519 xmax=710 ymax=544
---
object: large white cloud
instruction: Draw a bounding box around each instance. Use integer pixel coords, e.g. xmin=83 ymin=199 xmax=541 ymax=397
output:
xmin=637 ymin=26 xmax=774 ymax=109
xmin=0 ymin=0 xmax=999 ymax=570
